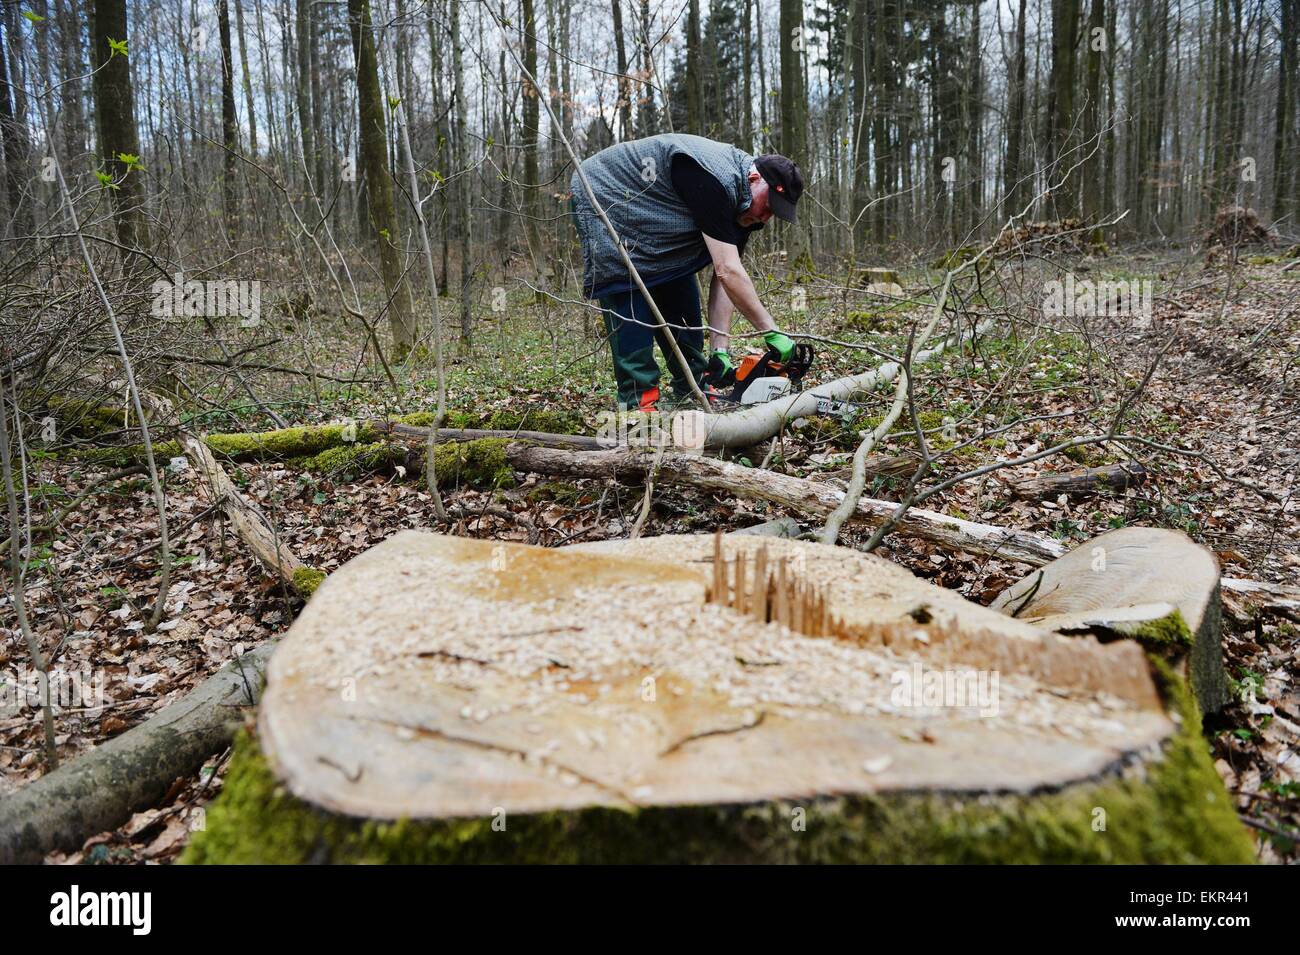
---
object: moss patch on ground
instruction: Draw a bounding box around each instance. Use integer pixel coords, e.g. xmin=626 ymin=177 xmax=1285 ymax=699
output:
xmin=182 ymin=660 xmax=1252 ymax=864
xmin=291 ymin=567 xmax=327 ymax=598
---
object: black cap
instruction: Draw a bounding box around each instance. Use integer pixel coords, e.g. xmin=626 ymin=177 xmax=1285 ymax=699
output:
xmin=754 ymin=154 xmax=804 ymax=223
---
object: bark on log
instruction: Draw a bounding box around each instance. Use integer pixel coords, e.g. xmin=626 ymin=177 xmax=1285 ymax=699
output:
xmin=819 ymin=454 xmax=918 ymax=482
xmin=182 ymin=435 xmax=321 ymax=597
xmin=0 ymin=641 xmax=275 ymax=864
xmin=671 ymin=320 xmax=991 ymax=451
xmin=1011 ymin=462 xmax=1147 ymax=499
xmin=1220 ymin=578 xmax=1300 ymax=621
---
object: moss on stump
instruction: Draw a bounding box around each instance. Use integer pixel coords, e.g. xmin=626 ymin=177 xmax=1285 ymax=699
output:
xmin=182 ymin=662 xmax=1253 ymax=865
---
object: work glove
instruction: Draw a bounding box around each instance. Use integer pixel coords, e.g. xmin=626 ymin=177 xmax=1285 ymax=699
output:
xmin=763 ymin=330 xmax=797 ymax=364
xmin=704 ymin=349 xmax=736 ymax=387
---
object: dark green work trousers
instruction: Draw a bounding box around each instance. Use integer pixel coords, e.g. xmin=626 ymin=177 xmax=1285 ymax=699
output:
xmin=597 ymin=274 xmax=708 ymax=409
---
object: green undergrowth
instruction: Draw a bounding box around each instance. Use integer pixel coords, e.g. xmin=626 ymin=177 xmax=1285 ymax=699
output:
xmin=181 ymin=659 xmax=1252 ymax=864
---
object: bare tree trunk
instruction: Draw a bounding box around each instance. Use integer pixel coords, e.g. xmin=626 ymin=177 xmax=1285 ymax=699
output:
xmin=90 ymin=0 xmax=147 ymax=252
xmin=54 ymin=0 xmax=86 ymax=159
xmin=309 ymin=0 xmax=326 ymax=192
xmin=1045 ymin=0 xmax=1081 ymax=218
xmin=219 ymin=0 xmax=239 ymax=241
xmin=779 ymin=0 xmax=806 ymax=163
xmin=0 ymin=8 xmax=28 ymax=236
xmin=1273 ymin=0 xmax=1297 ymax=220
xmin=686 ymin=0 xmax=702 ymax=132
xmin=1082 ymin=0 xmax=1105 ymax=233
xmin=349 ymin=0 xmax=416 ymax=358
xmin=638 ymin=0 xmax=656 ymax=134
xmin=611 ymin=0 xmax=631 ymax=139
xmin=521 ymin=0 xmax=540 ymax=263
xmin=233 ymin=0 xmax=259 ymax=156
xmin=742 ymin=0 xmax=753 ymax=149
xmin=452 ymin=0 xmax=472 ymax=348
xmin=1002 ymin=0 xmax=1029 ymax=221
xmin=295 ymin=0 xmax=315 ymax=192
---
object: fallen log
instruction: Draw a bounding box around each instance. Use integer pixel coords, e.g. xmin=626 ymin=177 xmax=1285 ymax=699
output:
xmin=505 ymin=443 xmax=1069 ymax=566
xmin=815 ymin=453 xmax=917 ymax=483
xmin=370 ymin=419 xmax=612 ymax=450
xmin=62 ymin=411 xmax=589 ymax=467
xmin=181 ymin=434 xmax=324 ymax=597
xmin=1220 ymin=577 xmax=1300 ymax=621
xmin=730 ymin=516 xmax=803 ymax=538
xmin=0 ymin=641 xmax=275 ymax=864
xmin=136 ymin=388 xmax=323 ymax=598
xmin=671 ymin=320 xmax=991 ymax=451
xmin=182 ymin=532 xmax=1252 ymax=863
xmin=182 ymin=433 xmax=323 ymax=597
xmin=1010 ymin=462 xmax=1147 ymax=499
xmin=502 ymin=443 xmax=1288 ymax=618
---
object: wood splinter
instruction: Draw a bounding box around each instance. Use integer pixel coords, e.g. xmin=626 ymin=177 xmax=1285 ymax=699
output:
xmin=706 ymin=530 xmax=840 ymax=637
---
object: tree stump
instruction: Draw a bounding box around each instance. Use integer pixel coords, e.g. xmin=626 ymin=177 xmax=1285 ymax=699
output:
xmin=184 ymin=531 xmax=1251 ymax=864
xmin=990 ymin=527 xmax=1229 ymax=714
xmin=856 ymin=267 xmax=904 ymax=297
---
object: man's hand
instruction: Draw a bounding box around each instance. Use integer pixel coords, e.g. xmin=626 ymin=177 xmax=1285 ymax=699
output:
xmin=704 ymin=349 xmax=736 ymax=387
xmin=763 ymin=330 xmax=796 ymax=363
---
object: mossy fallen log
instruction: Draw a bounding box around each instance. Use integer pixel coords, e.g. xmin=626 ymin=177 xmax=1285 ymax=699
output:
xmin=296 ymin=437 xmax=516 ymax=488
xmin=182 ymin=532 xmax=1253 ymax=864
xmin=58 ymin=408 xmax=583 ymax=475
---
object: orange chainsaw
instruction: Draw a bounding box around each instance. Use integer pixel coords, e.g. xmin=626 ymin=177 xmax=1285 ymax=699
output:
xmin=723 ymin=342 xmax=814 ymax=404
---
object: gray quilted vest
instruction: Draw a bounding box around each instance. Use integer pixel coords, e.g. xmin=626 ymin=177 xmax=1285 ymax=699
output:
xmin=571 ymin=133 xmax=755 ymax=297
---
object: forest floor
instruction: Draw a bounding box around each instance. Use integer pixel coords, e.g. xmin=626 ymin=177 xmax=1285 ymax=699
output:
xmin=5 ymin=250 xmax=1298 ymax=863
